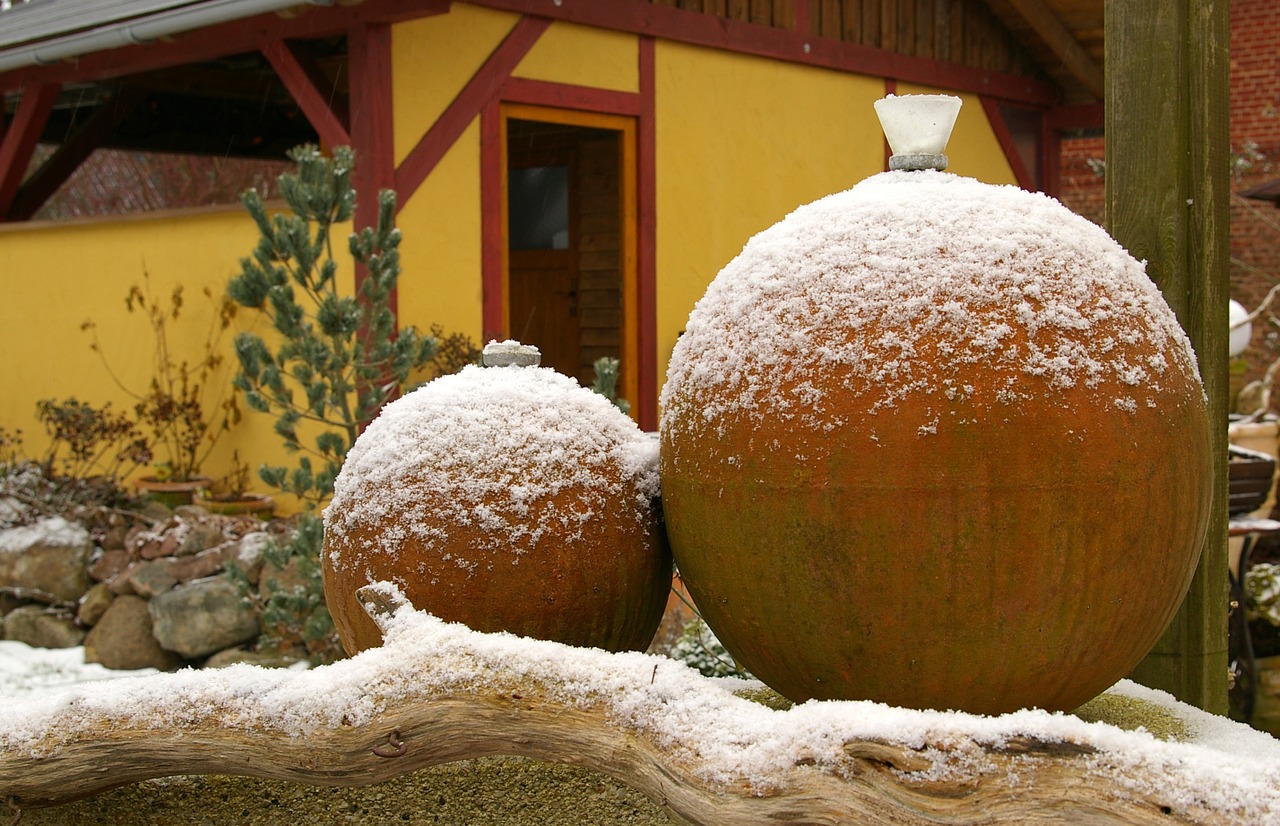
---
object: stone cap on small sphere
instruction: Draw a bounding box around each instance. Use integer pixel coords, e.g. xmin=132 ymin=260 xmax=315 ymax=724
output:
xmin=483 ymin=340 xmax=541 ymax=367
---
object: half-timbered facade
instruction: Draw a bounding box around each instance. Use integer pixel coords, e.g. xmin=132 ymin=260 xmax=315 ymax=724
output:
xmin=0 ymin=0 xmax=1103 ymax=438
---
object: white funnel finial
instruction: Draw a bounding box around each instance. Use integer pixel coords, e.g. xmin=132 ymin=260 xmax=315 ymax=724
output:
xmin=874 ymin=94 xmax=962 ymax=171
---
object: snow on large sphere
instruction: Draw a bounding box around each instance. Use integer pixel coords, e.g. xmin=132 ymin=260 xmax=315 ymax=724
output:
xmin=661 ymin=170 xmax=1201 ymax=437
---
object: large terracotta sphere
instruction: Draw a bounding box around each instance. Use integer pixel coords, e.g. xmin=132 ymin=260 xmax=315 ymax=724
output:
xmin=660 ymin=171 xmax=1212 ymax=715
xmin=323 ymin=361 xmax=670 ymax=655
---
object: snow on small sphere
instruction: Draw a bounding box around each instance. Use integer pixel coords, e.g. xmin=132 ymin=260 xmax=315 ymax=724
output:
xmin=661 ymin=170 xmax=1201 ymax=441
xmin=326 ymin=364 xmax=659 ymax=560
xmin=323 ymin=363 xmax=667 ymax=654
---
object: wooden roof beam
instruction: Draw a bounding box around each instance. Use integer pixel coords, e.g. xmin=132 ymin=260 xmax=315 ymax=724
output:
xmin=260 ymin=37 xmax=351 ymax=150
xmin=8 ymin=83 xmax=148 ymax=220
xmin=0 ymin=82 xmax=58 ymax=220
xmin=991 ymin=0 xmax=1105 ymax=100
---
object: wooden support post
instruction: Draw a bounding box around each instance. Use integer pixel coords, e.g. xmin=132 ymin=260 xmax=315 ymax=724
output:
xmin=347 ymin=22 xmax=396 ymax=313
xmin=1105 ymin=0 xmax=1230 ymax=713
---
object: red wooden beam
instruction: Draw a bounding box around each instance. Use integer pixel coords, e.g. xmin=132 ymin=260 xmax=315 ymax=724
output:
xmin=8 ymin=84 xmax=147 ymax=221
xmin=499 ymin=78 xmax=641 ymax=117
xmin=349 ymin=22 xmax=396 ymax=211
xmin=981 ymin=95 xmax=1035 ymax=191
xmin=348 ymin=22 xmax=396 ymax=314
xmin=260 ymin=38 xmax=351 ymax=151
xmin=1046 ymin=102 xmax=1104 ymax=131
xmin=0 ymin=0 xmax=449 ymax=94
xmin=636 ymin=36 xmax=657 ymax=432
xmin=0 ymin=83 xmax=59 ymax=220
xmin=1041 ymin=104 xmax=1104 ymax=201
xmin=394 ymin=16 xmax=551 ymax=208
xmin=480 ymin=100 xmax=504 ymax=343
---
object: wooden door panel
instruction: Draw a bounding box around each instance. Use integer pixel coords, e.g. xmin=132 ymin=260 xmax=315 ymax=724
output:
xmin=509 ymin=249 xmax=582 ymax=381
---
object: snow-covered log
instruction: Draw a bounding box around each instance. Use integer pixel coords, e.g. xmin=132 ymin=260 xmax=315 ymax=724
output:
xmin=2 ymin=584 xmax=1278 ymax=824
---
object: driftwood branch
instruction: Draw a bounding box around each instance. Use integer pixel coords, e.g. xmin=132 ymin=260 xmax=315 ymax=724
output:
xmin=0 ymin=584 xmax=1271 ymax=824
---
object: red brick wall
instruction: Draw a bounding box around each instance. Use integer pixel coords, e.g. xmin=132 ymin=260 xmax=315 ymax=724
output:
xmin=1230 ymin=0 xmax=1280 ymax=337
xmin=1058 ymin=0 xmax=1280 ymax=400
xmin=1057 ymin=135 xmax=1104 ymax=228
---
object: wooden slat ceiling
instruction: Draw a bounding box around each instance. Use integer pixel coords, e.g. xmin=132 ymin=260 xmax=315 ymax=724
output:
xmin=981 ymin=0 xmax=1106 ymax=104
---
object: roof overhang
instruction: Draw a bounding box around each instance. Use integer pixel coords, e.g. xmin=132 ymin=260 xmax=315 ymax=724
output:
xmin=0 ymin=0 xmax=334 ymax=74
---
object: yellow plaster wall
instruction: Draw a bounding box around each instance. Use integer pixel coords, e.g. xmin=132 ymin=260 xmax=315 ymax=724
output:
xmin=0 ymin=207 xmax=330 ymax=504
xmin=652 ymin=42 xmax=886 ymax=391
xmin=390 ymin=4 xmax=518 ymax=168
xmin=513 ymin=22 xmax=639 ymax=92
xmin=395 ymin=121 xmax=485 ymax=350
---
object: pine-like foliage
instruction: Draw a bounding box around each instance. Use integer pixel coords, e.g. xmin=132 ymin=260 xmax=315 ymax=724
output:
xmin=226 ymin=513 xmax=343 ymax=666
xmin=227 ymin=145 xmax=437 ymax=508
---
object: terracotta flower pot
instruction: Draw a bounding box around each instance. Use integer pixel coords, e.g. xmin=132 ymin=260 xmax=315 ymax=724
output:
xmin=133 ymin=476 xmax=213 ymax=509
xmin=197 ymin=492 xmax=275 ymax=520
xmin=660 ymin=171 xmax=1212 ymax=715
xmin=322 ymin=359 xmax=671 ymax=656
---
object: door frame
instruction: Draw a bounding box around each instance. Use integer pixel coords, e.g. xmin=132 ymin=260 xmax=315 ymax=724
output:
xmin=493 ymin=102 xmax=639 ymax=415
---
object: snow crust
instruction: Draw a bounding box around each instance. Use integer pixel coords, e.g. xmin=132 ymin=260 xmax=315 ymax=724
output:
xmin=3 ymin=593 xmax=1278 ymax=821
xmin=0 ymin=516 xmax=87 ymax=553
xmin=661 ymin=171 xmax=1202 ymax=437
xmin=324 ymin=364 xmax=659 ymax=572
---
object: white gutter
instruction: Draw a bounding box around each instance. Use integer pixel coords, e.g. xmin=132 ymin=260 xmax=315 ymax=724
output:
xmin=0 ymin=0 xmax=334 ymax=75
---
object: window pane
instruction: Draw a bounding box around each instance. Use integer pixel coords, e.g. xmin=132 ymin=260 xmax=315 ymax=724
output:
xmin=509 ymin=165 xmax=569 ymax=250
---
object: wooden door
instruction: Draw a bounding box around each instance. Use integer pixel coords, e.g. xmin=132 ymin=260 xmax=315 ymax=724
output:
xmin=505 ymin=112 xmax=628 ymax=388
xmin=508 ymin=247 xmax=579 ymax=376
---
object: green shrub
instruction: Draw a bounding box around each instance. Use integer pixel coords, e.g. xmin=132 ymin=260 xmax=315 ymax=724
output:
xmin=227 ymin=144 xmax=438 ymax=509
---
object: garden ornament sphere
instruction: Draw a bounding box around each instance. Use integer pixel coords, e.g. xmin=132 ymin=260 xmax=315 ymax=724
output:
xmin=1230 ymin=299 xmax=1252 ymax=358
xmin=323 ymin=341 xmax=670 ymax=656
xmin=659 ymin=99 xmax=1212 ymax=715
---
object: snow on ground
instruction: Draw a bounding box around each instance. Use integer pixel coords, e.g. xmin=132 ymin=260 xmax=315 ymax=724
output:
xmin=4 ymin=587 xmax=1280 ymax=823
xmin=0 ymin=639 xmax=157 ymax=698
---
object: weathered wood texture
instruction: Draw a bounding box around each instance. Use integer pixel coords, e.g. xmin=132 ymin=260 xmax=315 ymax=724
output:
xmin=0 ymin=588 xmax=1248 ymax=824
xmin=1105 ymin=0 xmax=1230 ymax=713
xmin=645 ymin=0 xmax=1045 ymax=81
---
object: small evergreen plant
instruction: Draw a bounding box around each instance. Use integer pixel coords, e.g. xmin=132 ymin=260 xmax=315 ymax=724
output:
xmin=227 ymin=144 xmax=437 ymax=509
xmin=225 ymin=516 xmax=343 ymax=666
xmin=592 ymin=356 xmax=631 ymax=415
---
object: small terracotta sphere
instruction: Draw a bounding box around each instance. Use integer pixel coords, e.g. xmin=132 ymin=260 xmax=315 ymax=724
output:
xmin=322 ymin=352 xmax=670 ymax=655
xmin=660 ymin=171 xmax=1213 ymax=715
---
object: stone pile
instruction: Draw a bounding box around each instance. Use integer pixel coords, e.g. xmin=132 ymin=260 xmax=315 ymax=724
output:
xmin=0 ymin=505 xmax=305 ymax=671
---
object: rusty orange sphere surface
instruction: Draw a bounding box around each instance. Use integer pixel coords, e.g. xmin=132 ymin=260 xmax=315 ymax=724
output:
xmin=659 ymin=171 xmax=1212 ymax=715
xmin=323 ymin=363 xmax=670 ymax=656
